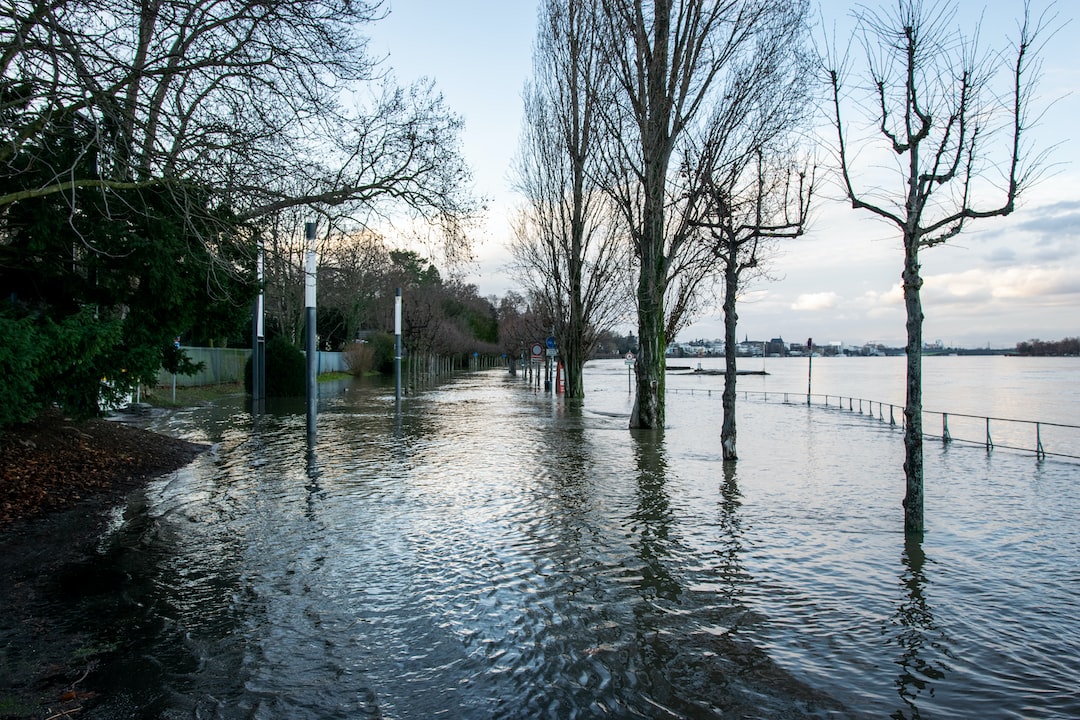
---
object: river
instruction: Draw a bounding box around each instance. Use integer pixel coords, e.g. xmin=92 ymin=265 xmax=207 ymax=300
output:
xmin=23 ymin=357 xmax=1080 ymax=717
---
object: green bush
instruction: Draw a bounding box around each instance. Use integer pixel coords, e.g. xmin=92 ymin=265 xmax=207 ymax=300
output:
xmin=368 ymin=332 xmax=396 ymax=375
xmin=0 ymin=307 xmax=133 ymax=429
xmin=0 ymin=313 xmax=42 ymax=428
xmin=245 ymin=336 xmax=307 ymax=396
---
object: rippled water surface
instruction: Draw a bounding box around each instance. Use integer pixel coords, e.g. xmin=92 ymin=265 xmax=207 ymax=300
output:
xmin=54 ymin=360 xmax=1080 ymax=717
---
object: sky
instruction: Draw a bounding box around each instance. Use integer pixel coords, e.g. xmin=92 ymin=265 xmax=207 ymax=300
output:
xmin=365 ymin=0 xmax=1079 ymax=349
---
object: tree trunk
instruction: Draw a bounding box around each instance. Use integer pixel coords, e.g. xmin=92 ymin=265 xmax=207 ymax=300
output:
xmin=629 ymin=0 xmax=672 ymax=430
xmin=563 ymin=209 xmax=587 ymax=399
xmin=721 ymin=260 xmax=739 ymax=461
xmin=632 ymin=244 xmax=666 ymax=429
xmin=562 ymin=337 xmax=586 ymax=399
xmin=902 ymin=235 xmax=925 ymax=535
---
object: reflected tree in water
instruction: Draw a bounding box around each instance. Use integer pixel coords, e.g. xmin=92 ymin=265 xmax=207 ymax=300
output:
xmin=889 ymin=536 xmax=952 ymax=719
xmin=629 ymin=430 xmax=680 ymax=605
xmin=538 ymin=402 xmax=603 ymax=574
xmin=624 ymin=429 xmax=683 ymax=712
xmin=716 ymin=463 xmax=749 ymax=607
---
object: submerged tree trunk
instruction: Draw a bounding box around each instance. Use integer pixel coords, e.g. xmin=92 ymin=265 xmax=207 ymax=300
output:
xmin=632 ymin=242 xmax=666 ymax=429
xmin=563 ymin=198 xmax=588 ymax=399
xmin=902 ymin=236 xmax=925 ymax=535
xmin=824 ymin=0 xmax=1047 ymax=536
xmin=625 ymin=0 xmax=672 ymax=430
xmin=562 ymin=335 xmax=586 ymax=398
xmin=721 ymin=260 xmax=739 ymax=461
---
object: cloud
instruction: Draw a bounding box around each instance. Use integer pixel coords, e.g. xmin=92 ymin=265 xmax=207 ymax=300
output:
xmin=922 ymin=272 xmax=993 ymax=305
xmin=1015 ymin=199 xmax=1080 ymax=236
xmin=791 ymin=291 xmax=841 ymax=311
xmin=983 ymin=246 xmax=1018 ymax=264
xmin=859 ymin=286 xmax=904 ymax=318
xmin=923 ymin=266 xmax=1080 ymax=304
xmin=988 ymin=267 xmax=1080 ymax=300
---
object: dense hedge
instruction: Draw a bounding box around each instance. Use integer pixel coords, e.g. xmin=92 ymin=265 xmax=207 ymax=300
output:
xmin=244 ymin=336 xmax=307 ymax=397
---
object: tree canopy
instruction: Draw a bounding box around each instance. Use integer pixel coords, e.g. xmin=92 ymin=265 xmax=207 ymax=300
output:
xmin=1 ymin=0 xmax=477 ymax=426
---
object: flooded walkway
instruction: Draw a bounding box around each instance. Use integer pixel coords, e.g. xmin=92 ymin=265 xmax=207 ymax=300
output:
xmin=7 ymin=363 xmax=1080 ymax=718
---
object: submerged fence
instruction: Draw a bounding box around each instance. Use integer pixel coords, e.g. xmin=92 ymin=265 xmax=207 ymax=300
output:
xmin=404 ymin=352 xmax=507 ymax=392
xmin=155 ymin=347 xmax=351 ymax=387
xmin=666 ymin=386 xmax=1080 ymax=462
xmin=154 ymin=346 xmax=505 ymax=391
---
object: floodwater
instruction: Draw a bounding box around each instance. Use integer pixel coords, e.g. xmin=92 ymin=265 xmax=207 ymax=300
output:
xmin=20 ymin=359 xmax=1080 ymax=717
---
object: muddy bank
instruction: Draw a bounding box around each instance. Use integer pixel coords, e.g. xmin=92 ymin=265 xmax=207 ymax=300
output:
xmin=1 ymin=411 xmax=206 ymax=718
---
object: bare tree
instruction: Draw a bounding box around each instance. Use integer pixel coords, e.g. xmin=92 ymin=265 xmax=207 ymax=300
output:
xmin=260 ymin=209 xmax=384 ymax=350
xmin=677 ymin=2 xmax=815 ymax=461
xmin=259 ymin=206 xmax=319 ymax=347
xmin=825 ymin=0 xmax=1053 ymax=534
xmin=692 ymin=150 xmax=813 ymax=460
xmin=596 ymin=0 xmax=812 ymax=429
xmin=319 ymin=228 xmax=390 ymax=346
xmin=496 ymin=292 xmax=548 ymax=371
xmin=1 ymin=0 xmax=476 ymax=253
xmin=513 ymin=0 xmax=630 ymax=398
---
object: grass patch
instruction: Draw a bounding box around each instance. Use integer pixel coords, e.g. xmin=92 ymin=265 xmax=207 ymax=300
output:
xmin=0 ymin=696 xmax=36 ymax=716
xmin=72 ymin=640 xmax=121 ymax=660
xmin=317 ymin=372 xmax=352 ymax=382
xmin=143 ymin=382 xmax=245 ymax=408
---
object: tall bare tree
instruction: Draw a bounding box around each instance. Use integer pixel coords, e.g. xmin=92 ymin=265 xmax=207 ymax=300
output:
xmin=513 ymin=0 xmax=630 ymax=398
xmin=825 ymin=0 xmax=1053 ymax=533
xmin=596 ymin=0 xmax=811 ymax=429
xmin=679 ymin=2 xmax=815 ymax=460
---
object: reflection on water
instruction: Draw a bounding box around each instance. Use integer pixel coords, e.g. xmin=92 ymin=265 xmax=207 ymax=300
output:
xmin=18 ymin=363 xmax=1080 ymax=719
xmin=889 ymin=537 xmax=951 ymax=720
xmin=629 ymin=430 xmax=679 ymax=604
xmin=716 ymin=462 xmax=747 ymax=608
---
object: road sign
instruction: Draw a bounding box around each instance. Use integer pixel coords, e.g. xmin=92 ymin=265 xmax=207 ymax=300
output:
xmin=624 ymin=352 xmax=635 ymax=365
xmin=531 ymin=342 xmax=544 ymax=359
xmin=546 ymin=336 xmax=556 ymax=349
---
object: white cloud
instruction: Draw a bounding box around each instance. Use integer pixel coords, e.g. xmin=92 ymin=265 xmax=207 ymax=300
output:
xmin=924 ymin=266 xmax=1080 ymax=303
xmin=859 ymin=286 xmax=904 ymax=318
xmin=791 ymin=291 xmax=841 ymax=311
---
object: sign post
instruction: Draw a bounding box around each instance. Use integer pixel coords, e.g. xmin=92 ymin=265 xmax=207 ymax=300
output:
xmin=252 ymin=241 xmax=265 ymax=411
xmin=625 ymin=352 xmax=635 ymax=394
xmin=394 ymin=288 xmax=402 ymax=402
xmin=531 ymin=342 xmax=543 ymax=391
xmin=806 ymin=337 xmax=813 ymax=406
xmin=305 ymin=222 xmax=317 ymax=439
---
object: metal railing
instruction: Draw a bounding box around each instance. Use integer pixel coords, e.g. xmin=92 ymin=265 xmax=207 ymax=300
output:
xmin=665 ymin=386 xmax=1080 ymax=462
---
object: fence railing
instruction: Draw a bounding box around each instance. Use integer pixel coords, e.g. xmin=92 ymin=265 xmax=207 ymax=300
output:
xmin=665 ymin=386 xmax=1080 ymax=462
